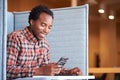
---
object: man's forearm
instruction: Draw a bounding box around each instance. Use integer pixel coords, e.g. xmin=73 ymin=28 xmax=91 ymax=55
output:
xmin=7 ymin=66 xmax=34 ymax=79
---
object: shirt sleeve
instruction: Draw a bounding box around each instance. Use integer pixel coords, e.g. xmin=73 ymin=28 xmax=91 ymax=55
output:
xmin=7 ymin=34 xmax=35 ymax=79
xmin=41 ymin=39 xmax=50 ymax=65
xmin=42 ymin=49 xmax=50 ymax=64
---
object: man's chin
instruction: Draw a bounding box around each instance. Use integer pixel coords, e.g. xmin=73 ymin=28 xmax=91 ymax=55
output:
xmin=38 ymin=36 xmax=45 ymax=40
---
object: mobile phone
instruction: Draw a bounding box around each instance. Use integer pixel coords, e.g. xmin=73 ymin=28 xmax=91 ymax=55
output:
xmin=57 ymin=57 xmax=68 ymax=68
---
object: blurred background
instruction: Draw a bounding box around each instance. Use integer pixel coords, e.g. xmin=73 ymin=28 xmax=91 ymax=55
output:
xmin=8 ymin=0 xmax=120 ymax=80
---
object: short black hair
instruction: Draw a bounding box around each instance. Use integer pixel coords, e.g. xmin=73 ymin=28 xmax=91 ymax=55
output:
xmin=28 ymin=5 xmax=54 ymax=25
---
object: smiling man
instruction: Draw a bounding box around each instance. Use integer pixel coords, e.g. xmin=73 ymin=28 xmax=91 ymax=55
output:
xmin=7 ymin=5 xmax=82 ymax=80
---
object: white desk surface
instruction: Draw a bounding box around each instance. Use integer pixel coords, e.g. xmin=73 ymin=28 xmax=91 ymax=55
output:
xmin=33 ymin=75 xmax=95 ymax=79
xmin=15 ymin=75 xmax=95 ymax=80
xmin=16 ymin=76 xmax=95 ymax=80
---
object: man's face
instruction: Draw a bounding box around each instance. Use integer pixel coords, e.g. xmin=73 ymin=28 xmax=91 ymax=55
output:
xmin=30 ymin=12 xmax=53 ymax=40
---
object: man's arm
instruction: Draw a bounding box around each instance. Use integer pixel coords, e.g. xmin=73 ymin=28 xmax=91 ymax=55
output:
xmin=58 ymin=67 xmax=82 ymax=76
xmin=7 ymin=35 xmax=35 ymax=79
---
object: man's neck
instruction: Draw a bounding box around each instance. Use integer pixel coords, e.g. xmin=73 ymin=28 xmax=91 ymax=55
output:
xmin=28 ymin=26 xmax=43 ymax=41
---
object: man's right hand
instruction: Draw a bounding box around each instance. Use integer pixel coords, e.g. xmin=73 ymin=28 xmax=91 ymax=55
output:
xmin=33 ymin=63 xmax=61 ymax=76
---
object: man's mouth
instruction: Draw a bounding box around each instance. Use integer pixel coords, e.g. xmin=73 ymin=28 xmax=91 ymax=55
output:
xmin=39 ymin=33 xmax=46 ymax=37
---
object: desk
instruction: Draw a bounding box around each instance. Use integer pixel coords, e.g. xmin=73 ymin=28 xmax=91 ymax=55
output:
xmin=16 ymin=76 xmax=95 ymax=80
xmin=89 ymin=68 xmax=120 ymax=80
xmin=89 ymin=68 xmax=120 ymax=73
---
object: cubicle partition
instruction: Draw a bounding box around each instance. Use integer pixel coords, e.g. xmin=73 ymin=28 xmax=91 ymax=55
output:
xmin=7 ymin=12 xmax=14 ymax=34
xmin=7 ymin=4 xmax=90 ymax=79
xmin=0 ymin=0 xmax=7 ymax=80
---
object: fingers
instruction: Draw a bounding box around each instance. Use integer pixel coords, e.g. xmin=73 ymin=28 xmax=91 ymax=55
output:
xmin=77 ymin=71 xmax=82 ymax=75
xmin=42 ymin=63 xmax=61 ymax=75
xmin=51 ymin=67 xmax=61 ymax=74
xmin=69 ymin=67 xmax=82 ymax=75
xmin=52 ymin=64 xmax=62 ymax=74
xmin=36 ymin=63 xmax=82 ymax=76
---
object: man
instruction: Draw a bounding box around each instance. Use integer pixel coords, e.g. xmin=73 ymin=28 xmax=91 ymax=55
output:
xmin=7 ymin=5 xmax=82 ymax=80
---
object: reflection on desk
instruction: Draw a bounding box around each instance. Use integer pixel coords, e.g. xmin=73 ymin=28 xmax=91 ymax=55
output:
xmin=89 ymin=68 xmax=120 ymax=73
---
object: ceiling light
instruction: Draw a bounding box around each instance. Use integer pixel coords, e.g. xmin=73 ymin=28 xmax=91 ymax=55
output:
xmin=108 ymin=10 xmax=115 ymax=20
xmin=108 ymin=15 xmax=114 ymax=20
xmin=98 ymin=9 xmax=104 ymax=13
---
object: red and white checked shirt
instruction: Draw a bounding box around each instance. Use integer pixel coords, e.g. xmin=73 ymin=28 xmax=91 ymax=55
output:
xmin=7 ymin=27 xmax=50 ymax=79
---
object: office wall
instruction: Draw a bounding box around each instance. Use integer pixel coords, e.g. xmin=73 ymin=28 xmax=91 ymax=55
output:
xmin=117 ymin=26 xmax=120 ymax=67
xmin=8 ymin=0 xmax=71 ymax=12
xmin=89 ymin=20 xmax=100 ymax=67
xmin=117 ymin=37 xmax=120 ymax=67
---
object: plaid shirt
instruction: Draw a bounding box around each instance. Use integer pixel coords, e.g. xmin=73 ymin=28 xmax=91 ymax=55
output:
xmin=7 ymin=27 xmax=50 ymax=79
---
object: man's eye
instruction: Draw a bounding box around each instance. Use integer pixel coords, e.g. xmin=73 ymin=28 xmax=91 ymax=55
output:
xmin=41 ymin=23 xmax=46 ymax=27
xmin=48 ymin=27 xmax=51 ymax=29
xmin=49 ymin=26 xmax=52 ymax=29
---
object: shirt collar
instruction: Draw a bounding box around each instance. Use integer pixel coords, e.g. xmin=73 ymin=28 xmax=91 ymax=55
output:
xmin=23 ymin=27 xmax=38 ymax=43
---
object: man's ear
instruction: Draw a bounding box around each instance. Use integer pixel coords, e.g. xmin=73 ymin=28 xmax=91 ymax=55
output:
xmin=30 ymin=19 xmax=34 ymax=25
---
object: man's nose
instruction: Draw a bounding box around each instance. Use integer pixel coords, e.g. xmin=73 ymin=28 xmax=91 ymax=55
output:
xmin=44 ymin=27 xmax=50 ymax=33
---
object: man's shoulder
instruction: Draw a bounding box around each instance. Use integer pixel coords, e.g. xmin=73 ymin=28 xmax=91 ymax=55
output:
xmin=7 ymin=30 xmax=24 ymax=43
xmin=7 ymin=30 xmax=22 ymax=38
